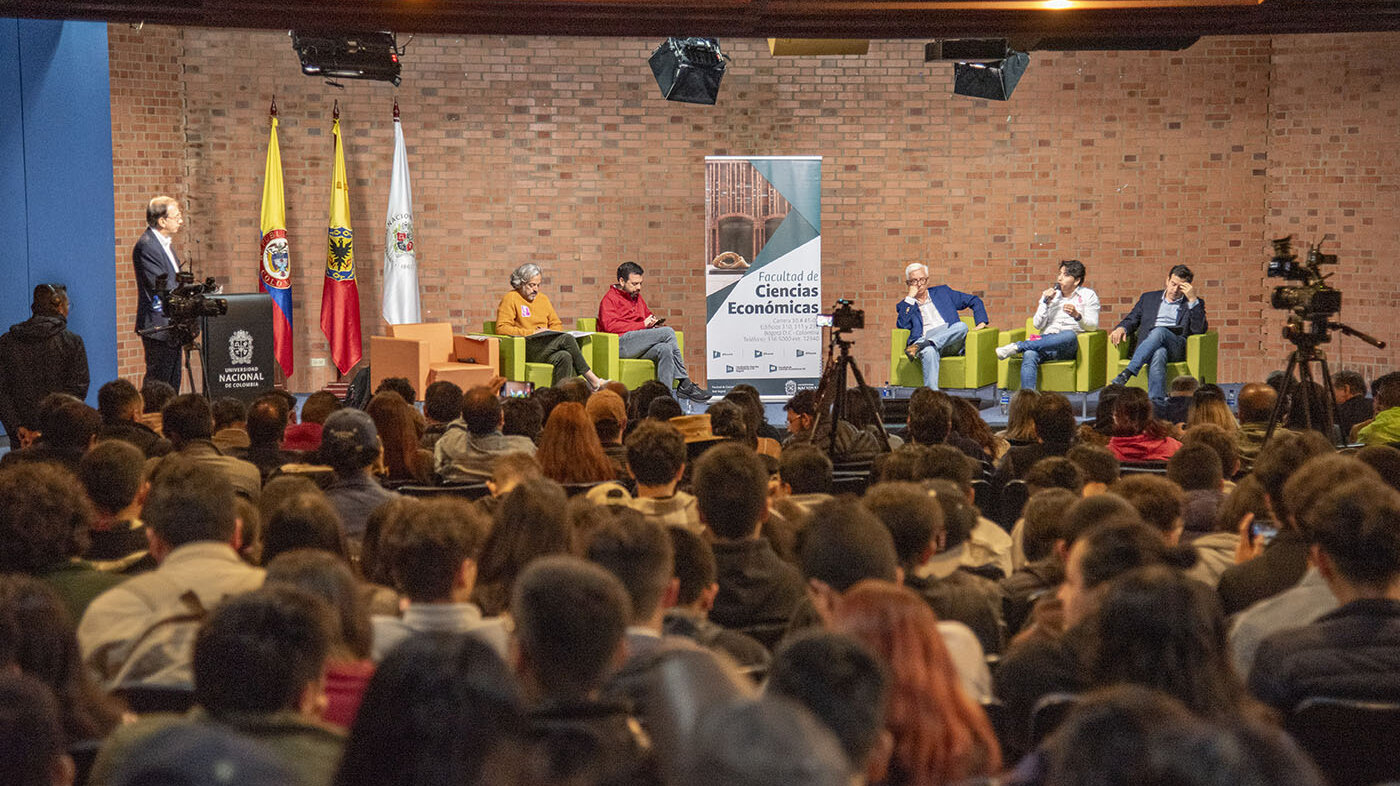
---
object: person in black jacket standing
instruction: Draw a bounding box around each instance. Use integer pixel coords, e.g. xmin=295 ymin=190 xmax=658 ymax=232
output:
xmin=0 ymin=284 xmax=89 ymax=449
xmin=1109 ymin=264 xmax=1208 ymax=407
xmin=132 ymin=195 xmax=185 ymax=391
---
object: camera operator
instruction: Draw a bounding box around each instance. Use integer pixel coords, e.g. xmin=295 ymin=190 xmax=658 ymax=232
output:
xmin=132 ymin=195 xmax=186 ymax=391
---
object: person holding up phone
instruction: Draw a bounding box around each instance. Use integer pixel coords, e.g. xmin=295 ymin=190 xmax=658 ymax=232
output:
xmin=597 ymin=261 xmax=710 ymax=402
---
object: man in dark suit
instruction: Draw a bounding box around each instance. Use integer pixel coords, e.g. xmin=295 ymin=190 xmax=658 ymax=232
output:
xmin=1109 ymin=264 xmax=1209 ymax=407
xmin=132 ymin=196 xmax=185 ymax=391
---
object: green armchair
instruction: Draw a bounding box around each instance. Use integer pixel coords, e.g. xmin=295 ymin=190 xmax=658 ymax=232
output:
xmin=889 ymin=316 xmax=998 ymax=390
xmin=481 ymin=321 xmax=595 ymax=389
xmin=1105 ymin=330 xmax=1219 ymax=391
xmin=576 ymin=318 xmax=685 ymax=391
xmin=998 ymin=317 xmax=1108 ymax=414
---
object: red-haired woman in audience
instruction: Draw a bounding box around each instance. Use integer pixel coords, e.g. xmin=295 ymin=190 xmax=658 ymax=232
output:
xmin=535 ymin=401 xmax=616 ymax=485
xmin=1108 ymin=387 xmax=1181 ymax=462
xmin=366 ymin=391 xmax=434 ymax=484
xmin=832 ymin=580 xmax=1002 ymax=786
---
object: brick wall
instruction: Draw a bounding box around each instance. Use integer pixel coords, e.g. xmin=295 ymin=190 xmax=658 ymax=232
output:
xmin=108 ymin=28 xmax=1400 ymax=392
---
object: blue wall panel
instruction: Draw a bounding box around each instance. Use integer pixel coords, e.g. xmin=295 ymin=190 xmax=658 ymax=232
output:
xmin=0 ymin=18 xmax=117 ymax=410
xmin=0 ymin=19 xmax=29 ymax=333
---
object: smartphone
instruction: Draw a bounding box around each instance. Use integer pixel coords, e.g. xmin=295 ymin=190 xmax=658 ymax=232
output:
xmin=500 ymin=380 xmax=534 ymax=399
xmin=815 ymin=314 xmax=834 ymax=327
xmin=652 ymin=317 xmax=666 ymax=327
xmin=1250 ymin=520 xmax=1279 ymax=545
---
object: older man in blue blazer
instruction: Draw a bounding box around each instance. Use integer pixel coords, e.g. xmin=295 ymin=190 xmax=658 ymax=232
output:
xmin=1109 ymin=264 xmax=1208 ymax=406
xmin=895 ymin=263 xmax=989 ymax=390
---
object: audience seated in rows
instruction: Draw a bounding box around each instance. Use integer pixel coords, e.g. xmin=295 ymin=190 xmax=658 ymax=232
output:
xmin=365 ymin=392 xmax=433 ymax=485
xmin=418 ymin=380 xmax=463 ymax=451
xmin=96 ymin=379 xmax=171 ymax=458
xmin=156 ymin=394 xmax=261 ymax=501
xmin=661 ymin=526 xmax=770 ymax=672
xmin=782 ymin=388 xmax=882 ymax=464
xmin=1107 ymin=387 xmax=1181 ymax=463
xmin=625 ymin=421 xmax=701 ymax=532
xmin=993 ymin=392 xmax=1077 ymax=486
xmin=537 ymin=401 xmax=615 ymax=485
xmin=435 ymin=386 xmax=536 ymax=483
xmin=320 ymin=409 xmax=401 ymax=543
xmin=283 ymin=391 xmax=340 ymax=453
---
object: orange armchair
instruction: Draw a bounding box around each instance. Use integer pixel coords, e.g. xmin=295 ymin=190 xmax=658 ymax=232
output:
xmin=370 ymin=323 xmax=499 ymax=399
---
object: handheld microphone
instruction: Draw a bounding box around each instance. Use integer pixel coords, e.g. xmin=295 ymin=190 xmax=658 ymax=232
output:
xmin=1043 ymin=283 xmax=1060 ymax=305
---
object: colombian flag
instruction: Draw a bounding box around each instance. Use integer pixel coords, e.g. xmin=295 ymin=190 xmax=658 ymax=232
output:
xmin=258 ymin=107 xmax=294 ymax=377
xmin=321 ymin=111 xmax=363 ymax=375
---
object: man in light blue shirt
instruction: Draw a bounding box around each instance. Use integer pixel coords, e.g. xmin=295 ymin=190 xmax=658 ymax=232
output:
xmin=1110 ymin=264 xmax=1209 ymax=406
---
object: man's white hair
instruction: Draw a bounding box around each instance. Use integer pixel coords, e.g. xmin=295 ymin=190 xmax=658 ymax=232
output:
xmin=904 ymin=262 xmax=929 ymax=279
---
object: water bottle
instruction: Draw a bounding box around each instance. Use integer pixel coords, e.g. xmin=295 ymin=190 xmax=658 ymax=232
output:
xmin=1227 ymin=387 xmax=1237 ymax=413
xmin=999 ymin=390 xmax=1011 ymax=415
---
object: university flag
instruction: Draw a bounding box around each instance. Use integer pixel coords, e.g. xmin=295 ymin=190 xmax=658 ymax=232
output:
xmin=382 ymin=100 xmax=421 ymax=324
xmin=321 ymin=106 xmax=363 ymax=375
xmin=258 ymin=102 xmax=294 ymax=377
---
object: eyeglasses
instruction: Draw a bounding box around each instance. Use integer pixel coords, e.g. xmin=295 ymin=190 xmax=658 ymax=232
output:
xmin=907 ymin=277 xmax=928 ymax=285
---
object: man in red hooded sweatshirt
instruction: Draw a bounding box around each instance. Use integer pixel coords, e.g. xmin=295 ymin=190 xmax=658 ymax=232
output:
xmin=597 ymin=261 xmax=710 ymax=402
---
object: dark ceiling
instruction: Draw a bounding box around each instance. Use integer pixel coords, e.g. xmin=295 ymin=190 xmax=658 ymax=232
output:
xmin=2 ymin=0 xmax=1399 ymax=40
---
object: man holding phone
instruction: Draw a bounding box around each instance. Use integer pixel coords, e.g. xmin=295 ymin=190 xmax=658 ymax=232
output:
xmin=598 ymin=261 xmax=710 ymax=402
xmin=895 ymin=263 xmax=989 ymax=390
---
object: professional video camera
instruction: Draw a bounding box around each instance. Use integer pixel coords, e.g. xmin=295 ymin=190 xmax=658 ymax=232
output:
xmin=156 ymin=271 xmax=228 ymax=324
xmin=818 ymin=299 xmax=865 ymax=333
xmin=1268 ymin=236 xmax=1342 ymax=318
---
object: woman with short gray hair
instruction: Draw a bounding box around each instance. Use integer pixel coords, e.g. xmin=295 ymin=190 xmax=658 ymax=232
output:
xmin=495 ymin=264 xmax=607 ymax=389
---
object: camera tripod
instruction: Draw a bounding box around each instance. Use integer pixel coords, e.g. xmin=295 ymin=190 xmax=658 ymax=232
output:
xmin=809 ymin=329 xmax=890 ymax=455
xmin=1265 ymin=316 xmax=1386 ymax=444
xmin=138 ymin=322 xmax=208 ymax=398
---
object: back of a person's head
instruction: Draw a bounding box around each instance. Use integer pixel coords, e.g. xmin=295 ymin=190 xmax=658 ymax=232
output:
xmin=1333 ymin=370 xmax=1367 ymax=399
xmin=193 ymin=586 xmax=332 ymax=715
xmin=1112 ymin=475 xmax=1186 ymax=538
xmin=262 ymin=492 xmax=348 ymax=565
xmin=681 ymin=695 xmax=851 ymax=786
xmin=98 ymin=378 xmax=142 ymax=424
xmin=862 ymin=482 xmax=943 ymax=567
xmin=706 ymin=399 xmax=750 ymax=444
xmin=211 ymin=397 xmax=247 ymax=432
xmin=488 ymin=451 xmax=542 ymax=492
xmin=1253 ymin=430 xmax=1335 ymax=520
xmin=1301 ymin=478 xmax=1400 ymax=588
xmin=668 ymin=526 xmax=716 ymax=606
xmin=1356 ymin=445 xmax=1400 ymax=492
xmin=1180 ymin=423 xmax=1240 ymax=478
xmin=511 ymin=556 xmax=629 ymax=700
xmin=1112 ymin=387 xmax=1161 ymax=437
xmin=585 ymin=508 xmax=675 ymax=624
xmin=647 ymin=395 xmax=685 ymax=422
xmin=0 ymin=462 xmax=94 ymax=573
xmin=1061 ymin=492 xmax=1144 ymax=548
xmin=141 ymin=380 xmax=176 ymax=414
xmin=162 ymin=394 xmax=215 ymax=443
xmin=586 ymin=389 xmax=628 ymax=444
xmin=334 ymin=632 xmax=522 ymax=786
xmin=245 ymin=398 xmax=290 ymax=447
xmin=390 ymin=499 xmax=490 ymax=603
xmin=625 ymin=420 xmax=687 ymax=486
xmin=799 ymin=498 xmax=899 ymax=591
xmin=500 ymin=396 xmax=544 ymax=442
xmin=1042 ymin=685 xmax=1325 ymax=786
xmin=475 ymin=478 xmax=571 ymax=600
xmin=1026 ymin=456 xmax=1085 ymax=494
xmin=876 ymin=444 xmax=928 ymax=483
xmin=264 ymin=549 xmax=371 ymax=661
xmin=927 ymin=478 xmax=978 ymax=550
xmin=627 ymin=380 xmax=671 ymax=421
xmin=41 ymin=400 xmax=100 ymax=450
xmin=1067 ymin=444 xmax=1120 ymax=486
xmin=1376 ymin=372 xmax=1400 ymax=411
xmin=1075 ymin=521 xmax=1195 ymax=592
xmin=693 ymin=443 xmax=768 ymax=540
xmin=906 ymin=388 xmax=953 ymax=445
xmin=779 ymin=445 xmax=833 ymax=495
xmin=374 ymin=377 xmax=418 ymax=405
xmin=1088 ymin=565 xmax=1242 ymax=718
xmin=0 ymin=673 xmax=68 ymax=786
xmin=917 ymin=443 xmax=975 ymax=490
xmin=143 ymin=457 xmax=238 ymax=547
xmin=1023 ymin=488 xmax=1080 ymax=562
xmin=1236 ymin=382 xmax=1278 ymax=425
xmin=784 ymin=388 xmax=817 ymax=418
xmin=1005 ymin=388 xmax=1042 ymax=440
xmin=555 ymin=378 xmax=590 ymax=405
xmin=1167 ymin=443 xmax=1223 ymax=491
xmin=1285 ymin=455 xmax=1382 ymax=539
xmin=767 ymin=630 xmax=890 ymax=771
xmin=80 ymin=439 xmax=146 ymax=515
xmin=423 ymin=380 xmax=465 ymax=424
xmin=300 ymin=391 xmax=342 ymax=425
xmin=1033 ymin=392 xmax=1077 ymax=444
xmin=1170 ymin=375 xmax=1200 ymax=396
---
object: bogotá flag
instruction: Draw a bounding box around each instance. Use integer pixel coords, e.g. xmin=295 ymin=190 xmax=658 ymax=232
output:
xmin=258 ymin=107 xmax=294 ymax=377
xmin=321 ymin=110 xmax=363 ymax=375
xmin=382 ymin=103 xmax=421 ymax=324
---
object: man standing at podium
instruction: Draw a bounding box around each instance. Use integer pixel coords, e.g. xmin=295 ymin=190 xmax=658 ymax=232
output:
xmin=132 ymin=196 xmax=185 ymax=391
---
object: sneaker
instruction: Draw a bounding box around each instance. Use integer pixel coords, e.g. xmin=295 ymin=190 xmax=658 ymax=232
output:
xmin=1111 ymin=371 xmax=1132 ymax=387
xmin=588 ymin=377 xmax=613 ymax=393
xmin=995 ymin=344 xmax=1018 ymax=360
xmin=677 ymin=380 xmax=713 ymax=402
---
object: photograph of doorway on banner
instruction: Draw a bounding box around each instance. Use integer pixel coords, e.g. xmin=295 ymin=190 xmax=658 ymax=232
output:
xmin=704 ymin=156 xmax=822 ymax=397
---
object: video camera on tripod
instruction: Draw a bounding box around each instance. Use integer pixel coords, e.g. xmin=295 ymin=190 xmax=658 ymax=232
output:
xmin=815 ymin=299 xmax=865 ymax=333
xmin=1268 ymin=236 xmax=1342 ymax=323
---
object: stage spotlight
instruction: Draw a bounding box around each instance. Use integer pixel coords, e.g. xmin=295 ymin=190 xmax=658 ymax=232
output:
xmin=291 ymin=31 xmax=402 ymax=87
xmin=648 ymin=37 xmax=729 ymax=105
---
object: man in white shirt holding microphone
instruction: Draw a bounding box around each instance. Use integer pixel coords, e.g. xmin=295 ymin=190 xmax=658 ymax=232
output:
xmin=995 ymin=260 xmax=1100 ymax=391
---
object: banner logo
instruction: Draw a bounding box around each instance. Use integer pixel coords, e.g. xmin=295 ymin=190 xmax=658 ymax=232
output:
xmin=325 ymin=227 xmax=355 ymax=282
xmin=229 ymin=330 xmax=255 ymax=365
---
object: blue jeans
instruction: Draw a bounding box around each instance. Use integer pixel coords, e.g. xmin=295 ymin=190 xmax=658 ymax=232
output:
xmin=912 ymin=321 xmax=969 ymax=389
xmin=1015 ymin=331 xmax=1079 ymax=390
xmin=1122 ymin=326 xmax=1187 ymax=404
xmin=619 ymin=327 xmax=687 ymax=389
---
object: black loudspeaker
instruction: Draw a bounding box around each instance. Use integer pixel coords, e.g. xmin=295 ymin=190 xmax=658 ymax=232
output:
xmin=953 ymin=51 xmax=1030 ymax=101
xmin=649 ymin=38 xmax=728 ymax=105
